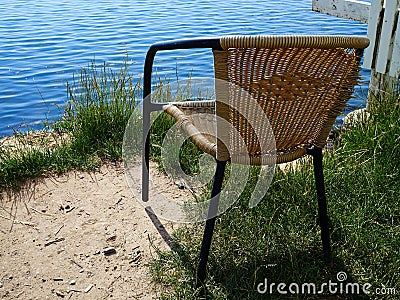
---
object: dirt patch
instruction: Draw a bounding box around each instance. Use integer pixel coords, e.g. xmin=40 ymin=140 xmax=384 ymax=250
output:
xmin=0 ymin=162 xmax=190 ymax=299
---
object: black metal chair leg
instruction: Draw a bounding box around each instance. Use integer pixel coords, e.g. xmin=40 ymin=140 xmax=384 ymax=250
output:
xmin=142 ymin=111 xmax=151 ymax=202
xmin=308 ymin=147 xmax=332 ymax=263
xmin=196 ymin=160 xmax=227 ymax=285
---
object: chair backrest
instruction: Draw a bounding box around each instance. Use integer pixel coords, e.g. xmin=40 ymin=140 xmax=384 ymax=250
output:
xmin=212 ymin=35 xmax=370 ymax=164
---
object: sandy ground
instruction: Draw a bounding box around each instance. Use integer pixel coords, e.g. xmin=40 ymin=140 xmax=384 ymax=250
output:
xmin=0 ymin=162 xmax=191 ymax=299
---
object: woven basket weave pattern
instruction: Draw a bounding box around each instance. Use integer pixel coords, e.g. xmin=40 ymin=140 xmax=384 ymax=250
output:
xmin=162 ymin=36 xmax=368 ymax=165
xmin=218 ymin=47 xmax=360 ymax=158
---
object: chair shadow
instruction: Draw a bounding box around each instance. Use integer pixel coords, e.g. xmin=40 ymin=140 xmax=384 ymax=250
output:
xmin=152 ymin=232 xmax=371 ymax=300
xmin=144 ymin=205 xmax=371 ymax=299
xmin=144 ymin=206 xmax=198 ymax=275
xmin=205 ymin=248 xmax=371 ymax=300
xmin=145 ymin=206 xmax=182 ymax=252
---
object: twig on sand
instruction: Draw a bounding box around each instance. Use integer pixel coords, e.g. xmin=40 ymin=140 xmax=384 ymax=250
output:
xmin=44 ymin=237 xmax=65 ymax=247
xmin=54 ymin=224 xmax=64 ymax=236
xmin=29 ymin=206 xmax=53 ymax=217
xmin=70 ymin=259 xmax=83 ymax=269
xmin=0 ymin=214 xmax=36 ymax=227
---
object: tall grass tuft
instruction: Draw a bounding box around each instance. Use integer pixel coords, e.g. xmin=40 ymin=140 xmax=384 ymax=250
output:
xmin=63 ymin=58 xmax=140 ymax=160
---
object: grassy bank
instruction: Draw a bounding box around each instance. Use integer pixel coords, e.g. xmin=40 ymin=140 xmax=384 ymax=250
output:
xmin=1 ymin=58 xmax=399 ymax=299
xmin=0 ymin=59 xmax=140 ymax=191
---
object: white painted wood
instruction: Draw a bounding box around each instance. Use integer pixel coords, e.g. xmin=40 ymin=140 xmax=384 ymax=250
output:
xmin=389 ymin=16 xmax=400 ymax=76
xmin=363 ymin=0 xmax=384 ymax=69
xmin=312 ymin=0 xmax=400 ymax=89
xmin=312 ymin=0 xmax=371 ymax=23
xmin=376 ymin=0 xmax=399 ymax=73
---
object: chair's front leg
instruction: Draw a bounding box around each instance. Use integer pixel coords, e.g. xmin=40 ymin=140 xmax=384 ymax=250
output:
xmin=308 ymin=147 xmax=332 ymax=263
xmin=197 ymin=160 xmax=227 ymax=285
xmin=142 ymin=108 xmax=151 ymax=202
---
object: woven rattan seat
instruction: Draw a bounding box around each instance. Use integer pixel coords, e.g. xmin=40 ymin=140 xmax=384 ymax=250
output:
xmin=141 ymin=35 xmax=370 ymax=285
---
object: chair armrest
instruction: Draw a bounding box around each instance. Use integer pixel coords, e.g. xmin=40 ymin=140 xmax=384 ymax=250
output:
xmin=143 ymin=38 xmax=222 ymax=108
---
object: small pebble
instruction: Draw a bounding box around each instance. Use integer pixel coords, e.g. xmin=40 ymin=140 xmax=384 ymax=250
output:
xmin=69 ymin=280 xmax=76 ymax=285
xmin=106 ymin=235 xmax=117 ymax=242
xmin=175 ymin=181 xmax=185 ymax=189
xmin=53 ymin=277 xmax=63 ymax=281
xmin=84 ymin=284 xmax=93 ymax=293
xmin=65 ymin=206 xmax=75 ymax=213
xmin=55 ymin=290 xmax=66 ymax=297
xmin=79 ymin=269 xmax=84 ymax=273
xmin=103 ymin=247 xmax=116 ymax=256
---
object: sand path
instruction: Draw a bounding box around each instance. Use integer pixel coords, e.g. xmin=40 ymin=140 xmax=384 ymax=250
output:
xmin=0 ymin=162 xmax=190 ymax=299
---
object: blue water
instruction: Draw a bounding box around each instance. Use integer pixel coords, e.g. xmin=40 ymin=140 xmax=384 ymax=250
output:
xmin=0 ymin=0 xmax=368 ymax=137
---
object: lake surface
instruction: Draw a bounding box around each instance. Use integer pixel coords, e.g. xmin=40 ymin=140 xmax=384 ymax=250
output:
xmin=0 ymin=0 xmax=368 ymax=137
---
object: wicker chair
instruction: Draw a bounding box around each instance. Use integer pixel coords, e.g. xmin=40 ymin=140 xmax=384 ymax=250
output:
xmin=141 ymin=35 xmax=370 ymax=284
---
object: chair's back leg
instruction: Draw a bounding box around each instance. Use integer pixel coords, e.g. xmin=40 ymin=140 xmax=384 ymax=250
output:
xmin=197 ymin=160 xmax=227 ymax=285
xmin=308 ymin=147 xmax=332 ymax=263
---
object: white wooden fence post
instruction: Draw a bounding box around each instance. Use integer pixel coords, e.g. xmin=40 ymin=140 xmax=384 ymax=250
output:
xmin=312 ymin=0 xmax=400 ymax=97
xmin=364 ymin=0 xmax=400 ymax=95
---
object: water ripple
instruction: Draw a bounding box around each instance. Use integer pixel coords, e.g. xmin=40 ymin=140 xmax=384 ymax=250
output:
xmin=0 ymin=0 xmax=368 ymax=136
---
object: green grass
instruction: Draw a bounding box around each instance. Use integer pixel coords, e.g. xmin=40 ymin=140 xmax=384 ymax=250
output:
xmin=0 ymin=56 xmax=399 ymax=299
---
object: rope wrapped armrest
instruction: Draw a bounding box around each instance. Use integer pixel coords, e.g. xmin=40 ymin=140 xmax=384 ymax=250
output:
xmin=163 ymin=103 xmax=217 ymax=158
xmin=219 ymin=35 xmax=370 ymax=50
